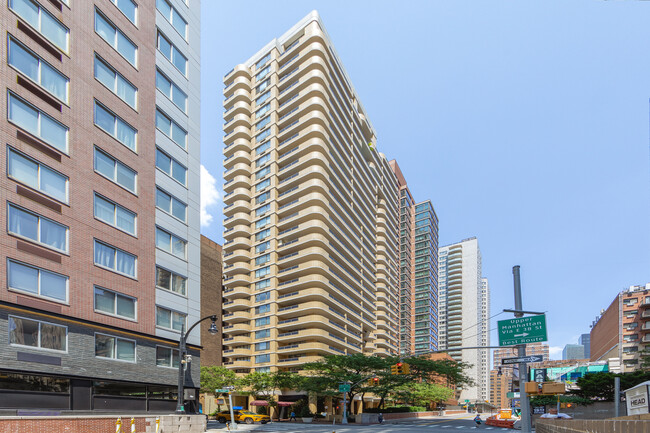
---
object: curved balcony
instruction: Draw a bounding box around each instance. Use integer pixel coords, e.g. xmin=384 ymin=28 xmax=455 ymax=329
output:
xmin=224 ymin=212 xmax=250 ymax=228
xmin=223 ymin=334 xmax=252 ymax=346
xmin=223 ymin=359 xmax=252 ymax=369
xmin=224 ymin=150 xmax=252 ymax=170
xmin=223 ymin=273 xmax=251 ymax=287
xmin=224 ymin=163 xmax=252 ymax=180
xmin=222 ymin=322 xmax=251 ymax=335
xmin=224 ymin=75 xmax=251 ymax=95
xmin=223 ymin=310 xmax=251 ymax=323
xmin=223 ymin=236 xmax=250 ymax=251
xmin=224 ymin=64 xmax=251 ymax=82
xmin=224 ymin=126 xmax=252 ymax=147
xmin=224 ymin=137 xmax=251 ymax=156
xmin=224 ymin=88 xmax=252 ymax=106
xmin=276 ymin=355 xmax=323 ymax=367
xmin=223 ymin=347 xmax=252 ymax=358
xmin=222 ymin=286 xmax=250 ymax=300
xmin=223 ymin=298 xmax=251 ymax=312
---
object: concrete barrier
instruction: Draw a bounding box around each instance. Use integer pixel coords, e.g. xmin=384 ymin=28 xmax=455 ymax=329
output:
xmin=536 ymin=418 xmax=650 ymax=433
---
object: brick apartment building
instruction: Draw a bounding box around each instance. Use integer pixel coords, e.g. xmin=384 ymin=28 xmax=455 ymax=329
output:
xmin=590 ymin=283 xmax=650 ymax=372
xmin=0 ymin=0 xmax=201 ymax=412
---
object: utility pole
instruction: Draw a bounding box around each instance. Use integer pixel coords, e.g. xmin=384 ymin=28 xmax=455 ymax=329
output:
xmin=513 ymin=266 xmax=532 ymax=433
xmin=614 ymin=376 xmax=620 ymax=417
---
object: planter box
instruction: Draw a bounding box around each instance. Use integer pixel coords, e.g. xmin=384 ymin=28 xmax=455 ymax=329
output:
xmin=302 ymin=417 xmax=313 ymax=423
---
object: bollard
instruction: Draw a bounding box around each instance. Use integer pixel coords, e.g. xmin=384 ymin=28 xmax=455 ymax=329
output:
xmin=116 ymin=417 xmax=122 ymax=433
xmin=226 ymin=422 xmax=230 ymax=431
xmin=155 ymin=417 xmax=160 ymax=433
xmin=131 ymin=417 xmax=136 ymax=433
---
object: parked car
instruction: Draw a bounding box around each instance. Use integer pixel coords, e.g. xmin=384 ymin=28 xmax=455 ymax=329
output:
xmin=216 ymin=410 xmax=270 ymax=424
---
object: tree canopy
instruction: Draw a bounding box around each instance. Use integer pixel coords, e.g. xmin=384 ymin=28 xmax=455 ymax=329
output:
xmin=200 ymin=366 xmax=238 ymax=396
xmin=572 ymin=371 xmax=650 ymax=401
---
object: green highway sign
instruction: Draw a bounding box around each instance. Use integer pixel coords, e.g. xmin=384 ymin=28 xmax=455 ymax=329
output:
xmin=339 ymin=384 xmax=351 ymax=393
xmin=216 ymin=389 xmax=231 ymax=393
xmin=498 ymin=315 xmax=547 ymax=346
xmin=507 ymin=392 xmax=521 ymax=399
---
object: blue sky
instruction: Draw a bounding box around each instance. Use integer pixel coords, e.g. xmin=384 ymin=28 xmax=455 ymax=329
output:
xmin=200 ymin=0 xmax=650 ymax=359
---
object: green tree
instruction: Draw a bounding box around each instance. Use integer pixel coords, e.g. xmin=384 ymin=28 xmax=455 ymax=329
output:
xmin=530 ymin=394 xmax=593 ymax=407
xmin=238 ymin=371 xmax=302 ymax=419
xmin=391 ymin=382 xmax=455 ymax=406
xmin=200 ymin=366 xmax=238 ymax=396
xmin=572 ymin=371 xmax=650 ymax=401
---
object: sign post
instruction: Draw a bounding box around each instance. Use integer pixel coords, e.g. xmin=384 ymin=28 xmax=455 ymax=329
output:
xmin=339 ymin=384 xmax=351 ymax=424
xmin=502 ymin=355 xmax=544 ymax=365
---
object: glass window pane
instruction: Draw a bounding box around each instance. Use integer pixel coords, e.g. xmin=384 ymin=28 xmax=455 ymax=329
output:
xmin=40 ymin=322 xmax=66 ymax=351
xmin=171 ymin=123 xmax=186 ymax=148
xmin=117 ymin=77 xmax=136 ymax=108
xmin=172 ymin=48 xmax=186 ymax=74
xmin=39 ymin=269 xmax=67 ymax=301
xmin=39 ymin=166 xmax=67 ymax=202
xmin=95 ymin=242 xmax=115 ymax=269
xmin=95 ymin=287 xmax=116 ymax=314
xmin=171 ymin=87 xmax=186 ymax=111
xmin=40 ymin=63 xmax=67 ymax=102
xmin=156 ymin=267 xmax=171 ymax=289
xmin=172 ymin=275 xmax=186 ymax=295
xmin=116 ymin=250 xmax=135 ymax=277
xmin=156 ymin=0 xmax=171 ymax=18
xmin=116 ymin=32 xmax=136 ymax=66
xmin=115 ymin=339 xmax=135 ymax=362
xmin=116 ymin=119 xmax=136 ymax=150
xmin=156 ymin=70 xmax=171 ymax=96
xmin=95 ymin=104 xmax=115 ymax=134
xmin=9 ymin=317 xmax=38 ymax=347
xmin=40 ymin=12 xmax=68 ymax=52
xmin=9 ymin=206 xmax=38 ymax=241
xmin=95 ymin=57 xmax=116 ymax=88
xmin=156 ymin=149 xmax=171 ymax=173
xmin=171 ymin=199 xmax=186 ymax=221
xmin=40 ymin=218 xmax=66 ymax=251
xmin=171 ymin=9 xmax=186 ymax=37
xmin=8 ymin=261 xmax=38 ymax=294
xmin=95 ymin=150 xmax=115 ymax=179
xmin=116 ymin=207 xmax=135 ymax=234
xmin=156 ymin=346 xmax=171 ymax=367
xmin=171 ymin=160 xmax=186 ymax=184
xmin=156 ymin=228 xmax=171 ymax=250
xmin=116 ymin=163 xmax=136 ymax=192
xmin=9 ymin=39 xmax=38 ymax=81
xmin=8 ymin=150 xmax=38 ymax=189
xmin=156 ymin=307 xmax=171 ymax=328
xmin=172 ymin=312 xmax=185 ymax=331
xmin=156 ymin=110 xmax=170 ymax=134
xmin=39 ymin=115 xmax=67 ymax=152
xmin=11 ymin=0 xmax=39 ymax=28
xmin=156 ymin=189 xmax=170 ymax=212
xmin=117 ymin=0 xmax=137 ymax=23
xmin=172 ymin=237 xmax=185 ymax=259
xmin=95 ymin=334 xmax=115 ymax=358
xmin=116 ymin=295 xmax=135 ymax=319
xmin=95 ymin=13 xmax=115 ymax=45
xmin=95 ymin=195 xmax=115 ymax=224
xmin=158 ymin=33 xmax=171 ymax=58
xmin=8 ymin=95 xmax=39 ymax=135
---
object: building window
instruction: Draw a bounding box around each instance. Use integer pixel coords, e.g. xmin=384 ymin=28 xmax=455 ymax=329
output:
xmin=93 ymin=240 xmax=137 ymax=278
xmin=156 ymin=346 xmax=180 ymax=368
xmin=9 ymin=0 xmax=69 ymax=52
xmin=255 ymin=279 xmax=270 ymax=291
xmin=94 ymin=55 xmax=137 ymax=109
xmin=255 ymin=354 xmax=270 ymax=363
xmin=94 ymin=194 xmax=136 ymax=235
xmin=256 ymin=141 xmax=270 ymax=155
xmin=255 ymin=317 xmax=270 ymax=327
xmin=255 ymin=204 xmax=270 ymax=217
xmin=256 ymin=153 xmax=271 ymax=167
xmin=255 ymin=217 xmax=271 ymax=230
xmin=8 ymin=259 xmax=67 ymax=302
xmin=156 ymin=306 xmax=186 ymax=332
xmin=256 ymin=166 xmax=271 ymax=180
xmin=256 ymin=92 xmax=270 ymax=107
xmin=95 ymin=333 xmax=136 ymax=362
xmin=8 ymin=147 xmax=68 ymax=203
xmin=157 ymin=31 xmax=187 ymax=75
xmin=255 ymin=254 xmax=270 ymax=266
xmin=255 ymin=329 xmax=270 ymax=339
xmin=94 ymin=286 xmax=136 ymax=320
xmin=256 ymin=104 xmax=270 ymax=119
xmin=255 ymin=241 xmax=270 ymax=253
xmin=256 ymin=116 xmax=270 ymax=131
xmin=255 ymin=178 xmax=270 ymax=192
xmin=94 ymin=147 xmax=137 ymax=193
xmin=156 ymin=148 xmax=187 ymax=185
xmin=156 ymin=69 xmax=187 ymax=113
xmin=8 ymin=204 xmax=68 ymax=253
xmin=156 ymin=108 xmax=187 ymax=149
xmin=109 ymin=0 xmax=137 ymax=25
xmin=256 ymin=53 xmax=271 ymax=70
xmin=255 ymin=266 xmax=270 ymax=279
xmin=94 ymin=101 xmax=137 ymax=151
xmin=95 ymin=9 xmax=137 ymax=67
xmin=8 ymin=36 xmax=68 ymax=103
xmin=155 ymin=188 xmax=187 ymax=222
xmin=156 ymin=266 xmax=186 ymax=296
xmin=255 ymin=304 xmax=270 ymax=315
xmin=256 ymin=191 xmax=270 ymax=204
xmin=156 ymin=0 xmax=187 ymax=39
xmin=257 ymin=79 xmax=269 ymax=94
xmin=255 ymin=291 xmax=270 ymax=302
xmin=255 ymin=229 xmax=270 ymax=242
xmin=155 ymin=227 xmax=186 ymax=259
xmin=7 ymin=92 xmax=68 ymax=153
xmin=256 ymin=66 xmax=270 ymax=82
xmin=9 ymin=316 xmax=67 ymax=352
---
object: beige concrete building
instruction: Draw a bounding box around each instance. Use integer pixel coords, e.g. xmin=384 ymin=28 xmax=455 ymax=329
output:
xmin=221 ymin=11 xmax=400 ymax=373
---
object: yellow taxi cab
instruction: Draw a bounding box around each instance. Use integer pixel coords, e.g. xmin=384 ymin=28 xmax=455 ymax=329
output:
xmin=216 ymin=410 xmax=270 ymax=424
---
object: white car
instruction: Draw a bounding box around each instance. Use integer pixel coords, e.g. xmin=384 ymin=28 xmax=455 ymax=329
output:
xmin=539 ymin=413 xmax=573 ymax=419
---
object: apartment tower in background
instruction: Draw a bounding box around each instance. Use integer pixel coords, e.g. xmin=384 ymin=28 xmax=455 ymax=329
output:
xmin=388 ymin=160 xmax=438 ymax=355
xmin=579 ymin=333 xmax=591 ymax=359
xmin=0 ymin=0 xmax=201 ymax=411
xmin=222 ymin=11 xmax=400 ymax=372
xmin=438 ymin=237 xmax=489 ymax=403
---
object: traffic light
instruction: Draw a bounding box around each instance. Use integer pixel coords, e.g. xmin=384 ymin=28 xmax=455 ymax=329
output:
xmin=391 ymin=363 xmax=398 ymax=375
xmin=402 ymin=363 xmax=410 ymax=374
xmin=391 ymin=362 xmax=410 ymax=375
xmin=373 ymin=377 xmax=380 ymax=386
xmin=396 ymin=362 xmax=403 ymax=375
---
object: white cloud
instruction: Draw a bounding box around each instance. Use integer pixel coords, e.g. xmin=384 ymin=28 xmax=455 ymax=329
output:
xmin=200 ymin=165 xmax=220 ymax=227
xmin=549 ymin=346 xmax=563 ymax=359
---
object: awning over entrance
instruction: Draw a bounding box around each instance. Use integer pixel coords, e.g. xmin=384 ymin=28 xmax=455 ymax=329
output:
xmin=250 ymin=400 xmax=269 ymax=406
xmin=277 ymin=401 xmax=293 ymax=407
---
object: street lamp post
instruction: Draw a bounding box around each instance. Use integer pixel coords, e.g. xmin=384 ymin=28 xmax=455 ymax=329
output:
xmin=175 ymin=315 xmax=218 ymax=414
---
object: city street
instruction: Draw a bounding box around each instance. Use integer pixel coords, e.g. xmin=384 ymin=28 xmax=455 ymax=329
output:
xmin=206 ymin=415 xmax=524 ymax=433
